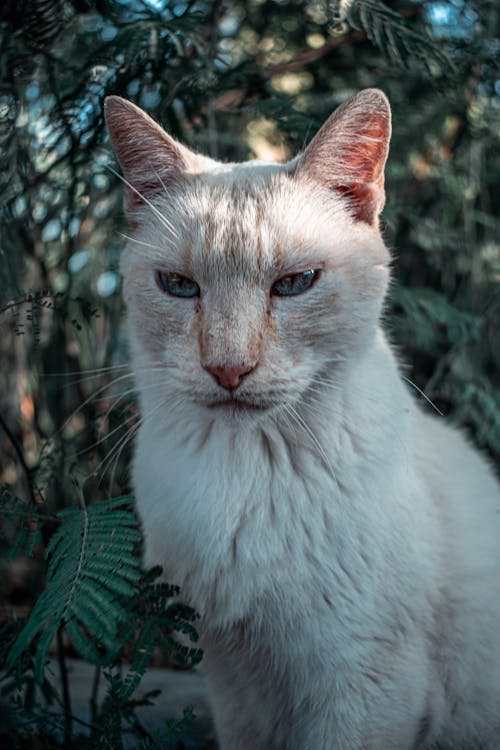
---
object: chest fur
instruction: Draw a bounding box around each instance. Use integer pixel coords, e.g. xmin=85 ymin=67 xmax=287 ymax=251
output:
xmin=132 ymin=414 xmax=434 ymax=631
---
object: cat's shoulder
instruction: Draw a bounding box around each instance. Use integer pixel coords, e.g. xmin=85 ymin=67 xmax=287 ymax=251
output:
xmin=414 ymin=407 xmax=500 ymax=508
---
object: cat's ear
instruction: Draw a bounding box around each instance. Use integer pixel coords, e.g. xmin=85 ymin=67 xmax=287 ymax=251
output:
xmin=104 ymin=96 xmax=199 ymax=221
xmin=295 ymin=89 xmax=391 ymax=226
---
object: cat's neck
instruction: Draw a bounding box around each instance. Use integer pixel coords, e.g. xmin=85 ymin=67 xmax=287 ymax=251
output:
xmin=132 ymin=326 xmax=423 ymax=625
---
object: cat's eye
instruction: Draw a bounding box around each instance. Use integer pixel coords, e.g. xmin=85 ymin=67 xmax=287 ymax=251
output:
xmin=155 ymin=271 xmax=200 ymax=298
xmin=271 ymin=269 xmax=320 ymax=297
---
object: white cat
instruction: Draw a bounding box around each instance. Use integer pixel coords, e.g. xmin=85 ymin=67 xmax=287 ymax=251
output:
xmin=105 ymin=89 xmax=500 ymax=750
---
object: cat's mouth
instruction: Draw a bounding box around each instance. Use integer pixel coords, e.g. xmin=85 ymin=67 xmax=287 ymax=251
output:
xmin=206 ymin=397 xmax=270 ymax=413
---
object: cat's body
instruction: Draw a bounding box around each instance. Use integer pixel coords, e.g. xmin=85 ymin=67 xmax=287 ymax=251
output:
xmin=105 ymin=90 xmax=500 ymax=749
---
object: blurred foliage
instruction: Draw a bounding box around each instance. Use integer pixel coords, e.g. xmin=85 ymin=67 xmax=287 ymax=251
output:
xmin=0 ymin=0 xmax=499 ymax=746
xmin=0 ymin=490 xmax=203 ymax=748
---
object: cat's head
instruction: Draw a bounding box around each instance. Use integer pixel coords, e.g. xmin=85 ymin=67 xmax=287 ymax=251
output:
xmin=105 ymin=89 xmax=391 ymax=425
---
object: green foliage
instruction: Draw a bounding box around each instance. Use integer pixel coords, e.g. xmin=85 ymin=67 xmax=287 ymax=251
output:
xmin=137 ymin=707 xmax=197 ymax=750
xmin=390 ymin=285 xmax=482 ymax=353
xmin=7 ymin=496 xmax=141 ymax=681
xmin=115 ymin=568 xmax=202 ymax=703
xmin=389 ymin=284 xmax=500 ymax=448
xmin=0 ymin=490 xmax=202 ymax=749
xmin=329 ymin=0 xmax=453 ymax=74
xmin=0 ymin=487 xmax=45 ymax=559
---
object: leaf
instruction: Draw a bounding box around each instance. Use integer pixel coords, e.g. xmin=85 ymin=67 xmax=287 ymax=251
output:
xmin=7 ymin=496 xmax=140 ymax=682
xmin=331 ymin=0 xmax=454 ymax=76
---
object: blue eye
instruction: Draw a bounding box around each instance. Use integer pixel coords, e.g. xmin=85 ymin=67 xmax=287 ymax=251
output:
xmin=271 ymin=269 xmax=320 ymax=297
xmin=155 ymin=271 xmax=200 ymax=298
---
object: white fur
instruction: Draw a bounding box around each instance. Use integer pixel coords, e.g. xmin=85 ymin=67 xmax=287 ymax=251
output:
xmin=107 ymin=91 xmax=500 ymax=749
xmin=131 ymin=328 xmax=500 ymax=749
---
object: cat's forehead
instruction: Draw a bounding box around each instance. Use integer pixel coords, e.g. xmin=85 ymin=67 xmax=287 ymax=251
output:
xmin=131 ymin=163 xmax=370 ymax=284
xmin=174 ymin=168 xmax=350 ymax=276
xmin=189 ymin=176 xmax=302 ymax=275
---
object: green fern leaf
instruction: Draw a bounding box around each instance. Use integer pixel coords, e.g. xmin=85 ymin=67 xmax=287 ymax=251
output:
xmin=331 ymin=0 xmax=453 ymax=75
xmin=64 ymin=617 xmax=103 ymax=664
xmin=7 ymin=496 xmax=141 ymax=682
xmin=117 ymin=620 xmax=159 ymax=700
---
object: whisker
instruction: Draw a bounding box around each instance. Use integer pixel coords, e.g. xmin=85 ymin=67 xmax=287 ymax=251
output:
xmin=91 ymin=407 xmax=151 ymax=486
xmin=273 ymin=404 xmax=300 ymax=447
xmin=106 ymin=393 xmax=187 ymax=492
xmin=108 ymin=395 xmax=185 ymax=493
xmin=401 ymin=376 xmax=444 ymax=417
xmin=48 ymin=363 xmax=169 ymax=392
xmin=74 ymin=404 xmax=137 ymax=458
xmin=88 ymin=367 xmax=168 ymax=397
xmin=107 ymin=420 xmax=141 ymax=493
xmin=284 ymin=403 xmax=342 ymax=504
xmin=105 ymin=163 xmax=180 ymax=240
xmin=308 ymin=376 xmax=342 ymax=392
xmin=42 ymin=363 xmax=129 ymax=378
xmin=95 ymin=391 xmax=181 ymax=480
xmin=317 ymin=356 xmax=347 ymax=364
xmin=297 ymin=395 xmax=345 ymax=426
xmin=118 ymin=231 xmax=163 ymax=251
xmin=51 ymin=372 xmax=142 ymax=441
xmin=76 ymin=379 xmax=175 ymax=457
xmin=58 ymin=372 xmax=134 ymax=391
xmin=153 ymin=166 xmax=168 ymax=195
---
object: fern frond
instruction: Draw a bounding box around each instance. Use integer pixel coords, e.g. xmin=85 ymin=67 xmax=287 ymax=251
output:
xmin=113 ymin=569 xmax=202 ymax=701
xmin=7 ymin=496 xmax=141 ymax=682
xmin=329 ymin=0 xmax=453 ymax=75
xmin=116 ymin=619 xmax=159 ymax=700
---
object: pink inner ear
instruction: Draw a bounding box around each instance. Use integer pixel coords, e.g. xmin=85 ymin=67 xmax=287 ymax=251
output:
xmin=334 ymin=114 xmax=389 ymax=225
xmin=296 ymin=90 xmax=391 ymax=227
xmin=341 ymin=117 xmax=388 ymax=177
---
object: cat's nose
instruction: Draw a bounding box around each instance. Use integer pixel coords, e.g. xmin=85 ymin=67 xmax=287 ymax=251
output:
xmin=204 ymin=362 xmax=255 ymax=390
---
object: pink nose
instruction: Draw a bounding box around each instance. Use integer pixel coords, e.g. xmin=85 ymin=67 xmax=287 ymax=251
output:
xmin=204 ymin=363 xmax=255 ymax=390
